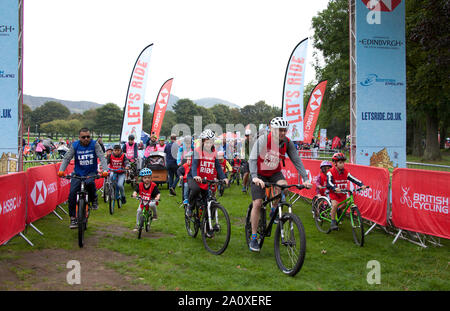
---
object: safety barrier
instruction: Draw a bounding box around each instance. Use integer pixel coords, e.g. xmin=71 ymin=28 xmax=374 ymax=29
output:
xmin=0 ymin=161 xmax=104 ymax=246
xmin=283 ymin=158 xmax=449 ymax=247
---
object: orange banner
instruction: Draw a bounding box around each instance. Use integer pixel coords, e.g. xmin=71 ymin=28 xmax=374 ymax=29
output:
xmin=303 ymin=80 xmax=327 ymax=144
xmin=151 ymin=78 xmax=174 ymax=138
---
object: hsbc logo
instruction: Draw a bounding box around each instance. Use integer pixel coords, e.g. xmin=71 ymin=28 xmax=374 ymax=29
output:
xmin=362 ymin=0 xmax=402 ymax=25
xmin=30 ymin=181 xmax=57 ymax=206
xmin=157 ymin=88 xmax=169 ymax=109
xmin=0 ymin=196 xmax=22 ymax=215
xmin=362 ymin=0 xmax=401 ymax=12
xmin=309 ymin=89 xmax=323 ymax=111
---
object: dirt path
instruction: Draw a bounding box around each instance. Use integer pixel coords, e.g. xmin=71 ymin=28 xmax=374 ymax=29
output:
xmin=0 ymin=227 xmax=154 ymax=291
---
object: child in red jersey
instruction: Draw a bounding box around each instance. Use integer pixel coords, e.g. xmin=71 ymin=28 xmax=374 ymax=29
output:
xmin=313 ymin=160 xmax=332 ymax=204
xmin=132 ymin=168 xmax=160 ymax=231
xmin=327 ymin=153 xmax=367 ymax=231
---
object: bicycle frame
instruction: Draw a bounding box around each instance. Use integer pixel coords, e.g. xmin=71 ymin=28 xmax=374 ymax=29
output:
xmin=317 ymin=190 xmax=360 ymax=226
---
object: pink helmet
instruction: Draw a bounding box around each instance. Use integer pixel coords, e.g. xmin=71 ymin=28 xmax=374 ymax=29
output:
xmin=320 ymin=160 xmax=332 ymax=168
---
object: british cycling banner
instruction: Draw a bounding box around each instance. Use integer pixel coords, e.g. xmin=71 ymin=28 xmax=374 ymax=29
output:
xmin=151 ymin=78 xmax=174 ymax=137
xmin=303 ymin=80 xmax=327 ymax=144
xmin=285 ymin=158 xmax=389 ymax=226
xmin=392 ymin=168 xmax=450 ymax=239
xmin=355 ymin=0 xmax=406 ymax=167
xmin=26 ymin=164 xmax=60 ymax=224
xmin=120 ymin=44 xmax=153 ymax=143
xmin=0 ymin=0 xmax=19 ymax=157
xmin=0 ymin=172 xmax=26 ymax=245
xmin=282 ymin=38 xmax=308 ymax=141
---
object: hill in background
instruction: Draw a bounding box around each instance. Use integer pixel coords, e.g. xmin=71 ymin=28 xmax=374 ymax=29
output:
xmin=24 ymin=94 xmax=241 ymax=113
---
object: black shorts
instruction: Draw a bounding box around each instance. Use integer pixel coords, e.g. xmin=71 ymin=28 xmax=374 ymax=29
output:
xmin=250 ymin=171 xmax=286 ymax=201
xmin=241 ymin=161 xmax=249 ymax=174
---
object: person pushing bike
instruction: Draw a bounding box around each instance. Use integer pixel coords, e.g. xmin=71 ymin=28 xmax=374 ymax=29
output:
xmin=58 ymin=128 xmax=108 ymax=229
xmin=248 ymin=117 xmax=312 ymax=252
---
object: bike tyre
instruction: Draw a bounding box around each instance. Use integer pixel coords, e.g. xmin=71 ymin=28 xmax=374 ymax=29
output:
xmin=138 ymin=214 xmax=144 ymax=239
xmin=244 ymin=203 xmax=266 ymax=250
xmin=201 ymin=203 xmax=231 ymax=255
xmin=313 ymin=197 xmax=332 ymax=233
xmin=350 ymin=206 xmax=364 ymax=247
xmin=274 ymin=213 xmax=306 ymax=276
xmin=77 ymin=198 xmax=86 ymax=248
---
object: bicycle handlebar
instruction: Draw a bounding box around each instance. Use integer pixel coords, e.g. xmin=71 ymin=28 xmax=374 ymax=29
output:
xmin=61 ymin=174 xmax=103 ymax=180
xmin=132 ymin=195 xmax=159 ymax=204
xmin=338 ymin=186 xmax=369 ymax=194
xmin=264 ymin=182 xmax=306 ymax=190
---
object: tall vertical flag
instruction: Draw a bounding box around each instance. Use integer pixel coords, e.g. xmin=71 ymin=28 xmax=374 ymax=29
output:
xmin=281 ymin=38 xmax=308 ymax=141
xmin=150 ymin=78 xmax=174 ymax=138
xmin=355 ymin=0 xmax=406 ymax=167
xmin=0 ymin=1 xmax=19 ymax=156
xmin=120 ymin=44 xmax=153 ymax=143
xmin=303 ymin=80 xmax=327 ymax=144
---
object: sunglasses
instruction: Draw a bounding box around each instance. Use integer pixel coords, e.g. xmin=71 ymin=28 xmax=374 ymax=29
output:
xmin=80 ymin=135 xmax=91 ymax=139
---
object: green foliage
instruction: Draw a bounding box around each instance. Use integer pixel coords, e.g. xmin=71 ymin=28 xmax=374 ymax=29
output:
xmin=31 ymin=101 xmax=71 ymax=127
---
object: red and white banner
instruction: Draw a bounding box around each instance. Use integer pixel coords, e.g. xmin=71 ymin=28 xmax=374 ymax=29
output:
xmin=0 ymin=172 xmax=27 ymax=245
xmin=55 ymin=161 xmax=74 ymax=205
xmin=151 ymin=78 xmax=174 ymax=137
xmin=303 ymin=80 xmax=327 ymax=144
xmin=392 ymin=168 xmax=450 ymax=239
xmin=26 ymin=164 xmax=60 ymax=224
xmin=285 ymin=159 xmax=389 ymax=226
xmin=120 ymin=44 xmax=153 ymax=143
xmin=282 ymin=38 xmax=308 ymax=141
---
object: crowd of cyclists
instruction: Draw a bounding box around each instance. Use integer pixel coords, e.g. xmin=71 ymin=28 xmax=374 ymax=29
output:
xmin=54 ymin=116 xmax=365 ymax=255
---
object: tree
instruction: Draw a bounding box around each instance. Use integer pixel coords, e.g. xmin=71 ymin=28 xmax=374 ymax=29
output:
xmin=311 ymin=0 xmax=349 ymax=138
xmin=31 ymin=101 xmax=71 ymax=127
xmin=405 ymin=0 xmax=450 ymax=160
xmin=240 ymin=101 xmax=280 ymax=127
xmin=94 ymin=103 xmax=123 ymax=139
xmin=23 ymin=104 xmax=32 ymax=128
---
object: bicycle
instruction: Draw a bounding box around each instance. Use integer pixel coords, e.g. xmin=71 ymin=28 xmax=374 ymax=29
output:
xmin=245 ymin=182 xmax=307 ymax=276
xmin=126 ymin=161 xmax=139 ymax=189
xmin=60 ymin=174 xmax=103 ymax=248
xmin=134 ymin=195 xmax=158 ymax=239
xmin=312 ymin=187 xmax=369 ymax=246
xmin=107 ymin=168 xmax=125 ymax=215
xmin=184 ymin=178 xmax=231 ymax=255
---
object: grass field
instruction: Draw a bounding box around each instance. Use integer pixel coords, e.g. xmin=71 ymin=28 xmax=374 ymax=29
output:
xmin=1 ymin=180 xmax=448 ymax=291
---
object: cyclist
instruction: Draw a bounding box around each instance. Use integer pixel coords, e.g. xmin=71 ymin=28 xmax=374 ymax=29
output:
xmin=248 ymin=117 xmax=312 ymax=252
xmin=177 ymin=151 xmax=193 ymax=205
xmin=57 ymin=128 xmax=108 ymax=229
xmin=185 ymin=129 xmax=228 ymax=217
xmin=313 ymin=160 xmax=333 ymax=204
xmin=241 ymin=128 xmax=254 ymax=192
xmin=326 ymin=152 xmax=367 ymax=231
xmin=122 ymin=134 xmax=138 ymax=165
xmin=107 ymin=144 xmax=130 ymax=204
xmin=132 ymin=168 xmax=161 ymax=229
xmin=217 ymin=150 xmax=232 ymax=178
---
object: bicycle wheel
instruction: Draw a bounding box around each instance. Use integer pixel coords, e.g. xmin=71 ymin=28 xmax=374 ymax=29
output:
xmin=185 ymin=207 xmax=199 ymax=238
xmin=146 ymin=210 xmax=152 ymax=232
xmin=274 ymin=212 xmax=306 ymax=276
xmin=138 ymin=213 xmax=145 ymax=239
xmin=103 ymin=182 xmax=109 ymax=203
xmin=77 ymin=198 xmax=86 ymax=248
xmin=244 ymin=203 xmax=266 ymax=250
xmin=201 ymin=203 xmax=231 ymax=255
xmin=109 ymin=186 xmax=115 ymax=215
xmin=350 ymin=205 xmax=364 ymax=247
xmin=219 ymin=184 xmax=224 ymax=197
xmin=313 ymin=197 xmax=332 ymax=233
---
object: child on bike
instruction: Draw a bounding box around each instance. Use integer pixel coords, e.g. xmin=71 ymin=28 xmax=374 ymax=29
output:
xmin=186 ymin=129 xmax=228 ymax=217
xmin=132 ymin=168 xmax=160 ymax=230
xmin=107 ymin=145 xmax=129 ymax=204
xmin=217 ymin=150 xmax=232 ymax=179
xmin=177 ymin=151 xmax=192 ymax=205
xmin=326 ymin=153 xmax=367 ymax=231
xmin=313 ymin=160 xmax=332 ymax=204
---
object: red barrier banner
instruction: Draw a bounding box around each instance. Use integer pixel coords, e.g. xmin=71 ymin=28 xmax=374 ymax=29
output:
xmin=392 ymin=168 xmax=450 ymax=239
xmin=26 ymin=164 xmax=60 ymax=224
xmin=285 ymin=158 xmax=389 ymax=226
xmin=55 ymin=161 xmax=74 ymax=205
xmin=0 ymin=172 xmax=27 ymax=245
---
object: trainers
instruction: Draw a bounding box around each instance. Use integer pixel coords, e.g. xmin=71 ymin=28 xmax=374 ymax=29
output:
xmin=183 ymin=199 xmax=189 ymax=205
xmin=249 ymin=238 xmax=260 ymax=252
xmin=91 ymin=200 xmax=98 ymax=210
xmin=330 ymin=220 xmax=338 ymax=231
xmin=69 ymin=217 xmax=78 ymax=229
xmin=170 ymin=188 xmax=177 ymax=196
xmin=121 ymin=196 xmax=126 ymax=204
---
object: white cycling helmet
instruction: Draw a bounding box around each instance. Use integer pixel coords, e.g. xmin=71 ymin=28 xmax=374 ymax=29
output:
xmin=270 ymin=116 xmax=289 ymax=129
xmin=245 ymin=129 xmax=251 ymax=135
xmin=199 ymin=129 xmax=216 ymax=140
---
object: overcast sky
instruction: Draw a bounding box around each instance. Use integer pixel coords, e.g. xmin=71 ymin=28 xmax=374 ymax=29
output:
xmin=24 ymin=0 xmax=329 ymax=109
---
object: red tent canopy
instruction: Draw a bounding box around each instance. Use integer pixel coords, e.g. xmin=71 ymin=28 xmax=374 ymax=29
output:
xmin=331 ymin=136 xmax=342 ymax=149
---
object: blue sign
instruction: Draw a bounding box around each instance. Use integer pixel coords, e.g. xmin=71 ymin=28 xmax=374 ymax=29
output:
xmin=0 ymin=0 xmax=19 ymax=156
xmin=356 ymin=0 xmax=406 ymax=168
